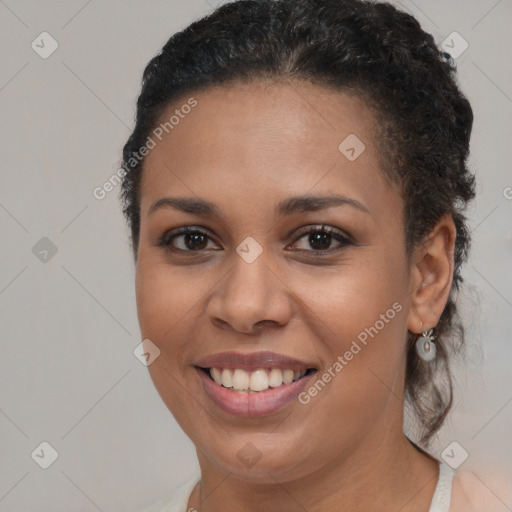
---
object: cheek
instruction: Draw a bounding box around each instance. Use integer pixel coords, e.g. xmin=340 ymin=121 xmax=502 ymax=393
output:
xmin=287 ymin=248 xmax=408 ymax=341
xmin=135 ymin=258 xmax=221 ymax=387
xmin=135 ymin=260 xmax=198 ymax=340
xmin=286 ymin=252 xmax=408 ymax=409
xmin=135 ymin=260 xmax=207 ymax=427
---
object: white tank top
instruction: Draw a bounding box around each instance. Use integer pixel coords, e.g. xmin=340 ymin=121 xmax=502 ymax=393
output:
xmin=143 ymin=461 xmax=455 ymax=512
xmin=429 ymin=462 xmax=456 ymax=512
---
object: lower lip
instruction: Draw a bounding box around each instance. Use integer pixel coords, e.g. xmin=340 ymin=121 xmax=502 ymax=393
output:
xmin=195 ymin=368 xmax=316 ymax=417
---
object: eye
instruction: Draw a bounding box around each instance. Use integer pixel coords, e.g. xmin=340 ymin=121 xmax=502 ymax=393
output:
xmin=157 ymin=224 xmax=354 ymax=255
xmin=157 ymin=226 xmax=220 ymax=252
xmin=289 ymin=225 xmax=354 ymax=254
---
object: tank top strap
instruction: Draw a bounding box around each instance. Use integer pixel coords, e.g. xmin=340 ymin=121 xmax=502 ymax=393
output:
xmin=428 ymin=461 xmax=456 ymax=512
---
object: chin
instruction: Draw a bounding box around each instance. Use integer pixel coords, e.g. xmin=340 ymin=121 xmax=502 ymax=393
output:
xmin=196 ymin=439 xmax=318 ymax=484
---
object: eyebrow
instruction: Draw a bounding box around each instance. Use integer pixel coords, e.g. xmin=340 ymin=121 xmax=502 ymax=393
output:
xmin=147 ymin=194 xmax=371 ymax=218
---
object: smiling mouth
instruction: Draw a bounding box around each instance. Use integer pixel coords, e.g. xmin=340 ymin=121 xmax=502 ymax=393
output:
xmin=197 ymin=367 xmax=318 ymax=393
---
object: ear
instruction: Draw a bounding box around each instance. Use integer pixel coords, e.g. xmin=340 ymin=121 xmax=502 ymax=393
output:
xmin=406 ymin=213 xmax=457 ymax=334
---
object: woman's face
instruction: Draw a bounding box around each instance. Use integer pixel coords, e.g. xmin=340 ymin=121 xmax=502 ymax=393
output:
xmin=135 ymin=80 xmax=418 ymax=483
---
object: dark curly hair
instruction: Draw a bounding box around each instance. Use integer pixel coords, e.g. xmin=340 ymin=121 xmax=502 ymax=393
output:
xmin=119 ymin=0 xmax=476 ymax=447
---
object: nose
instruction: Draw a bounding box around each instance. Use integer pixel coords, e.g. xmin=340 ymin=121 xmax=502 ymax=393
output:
xmin=206 ymin=251 xmax=293 ymax=335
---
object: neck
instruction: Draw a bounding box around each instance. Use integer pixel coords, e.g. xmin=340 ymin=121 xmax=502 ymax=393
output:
xmin=189 ymin=429 xmax=440 ymax=512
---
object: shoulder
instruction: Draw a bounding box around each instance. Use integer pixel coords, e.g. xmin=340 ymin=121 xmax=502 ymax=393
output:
xmin=450 ymin=467 xmax=511 ymax=512
xmin=141 ymin=474 xmax=201 ymax=512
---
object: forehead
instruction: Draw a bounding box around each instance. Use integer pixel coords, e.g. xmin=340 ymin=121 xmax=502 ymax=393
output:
xmin=139 ymin=80 xmax=399 ymax=219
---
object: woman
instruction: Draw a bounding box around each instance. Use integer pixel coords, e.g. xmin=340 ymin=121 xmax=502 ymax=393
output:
xmin=119 ymin=0 xmax=480 ymax=510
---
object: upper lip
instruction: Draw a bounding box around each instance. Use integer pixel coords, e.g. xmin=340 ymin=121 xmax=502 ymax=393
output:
xmin=195 ymin=351 xmax=317 ymax=371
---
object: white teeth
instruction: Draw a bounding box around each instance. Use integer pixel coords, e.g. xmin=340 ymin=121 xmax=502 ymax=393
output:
xmin=249 ymin=369 xmax=269 ymax=391
xmin=209 ymin=367 xmax=309 ymax=392
xmin=282 ymin=369 xmax=294 ymax=384
xmin=211 ymin=367 xmax=222 ymax=385
xmin=268 ymin=368 xmax=283 ymax=387
xmin=221 ymin=368 xmax=233 ymax=388
xmin=232 ymin=369 xmax=250 ymax=390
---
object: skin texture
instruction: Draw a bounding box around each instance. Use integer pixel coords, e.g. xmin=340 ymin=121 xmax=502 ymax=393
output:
xmin=135 ymin=80 xmax=457 ymax=512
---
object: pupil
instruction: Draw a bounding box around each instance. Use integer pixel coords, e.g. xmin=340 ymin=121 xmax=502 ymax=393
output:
xmin=183 ymin=231 xmax=333 ymax=251
xmin=185 ymin=232 xmax=207 ymax=250
xmin=310 ymin=231 xmax=331 ymax=250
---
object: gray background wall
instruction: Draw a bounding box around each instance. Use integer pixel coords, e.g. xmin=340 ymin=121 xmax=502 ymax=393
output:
xmin=0 ymin=0 xmax=511 ymax=510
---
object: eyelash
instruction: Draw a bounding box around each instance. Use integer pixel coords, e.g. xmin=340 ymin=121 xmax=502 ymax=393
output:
xmin=157 ymin=225 xmax=354 ymax=255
